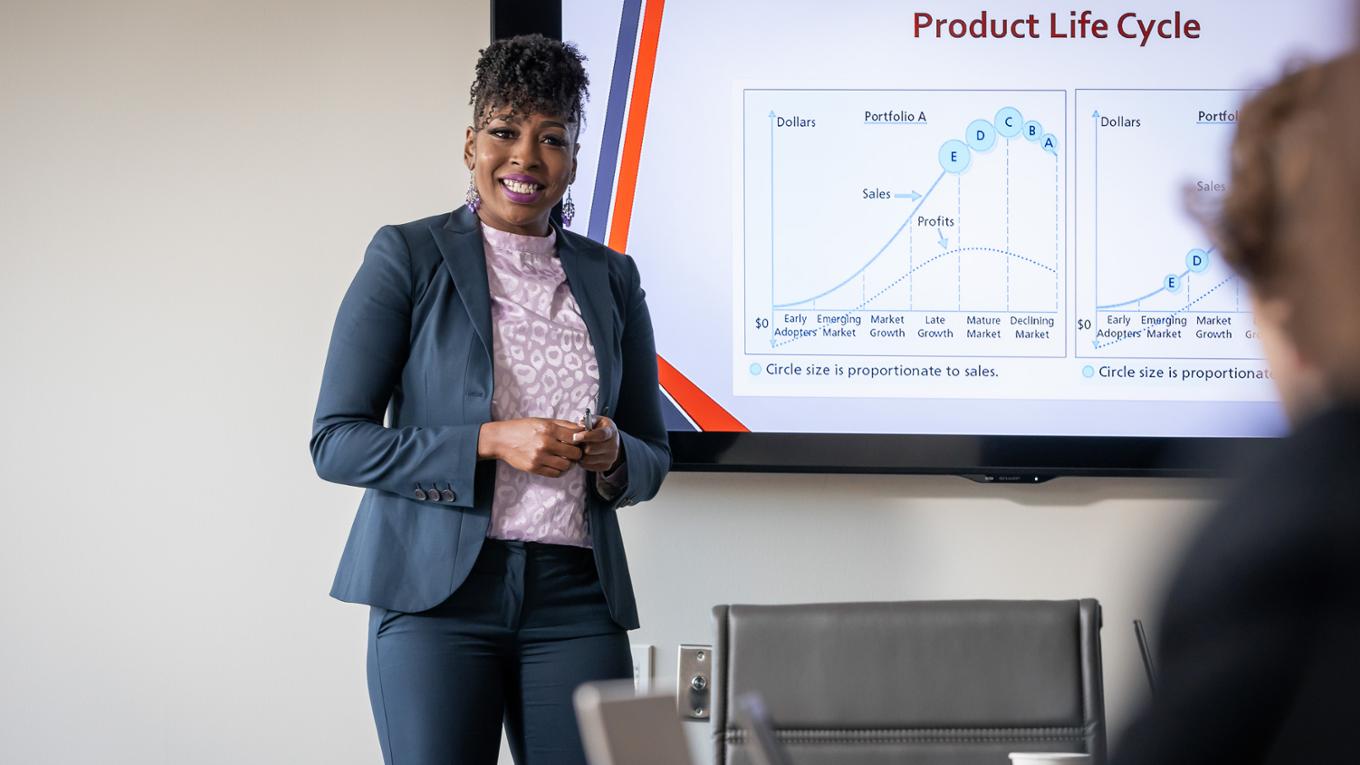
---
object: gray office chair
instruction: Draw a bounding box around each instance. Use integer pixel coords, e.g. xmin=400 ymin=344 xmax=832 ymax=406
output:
xmin=712 ymin=599 xmax=1106 ymax=765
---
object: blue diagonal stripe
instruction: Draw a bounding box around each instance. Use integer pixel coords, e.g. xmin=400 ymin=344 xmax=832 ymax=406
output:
xmin=587 ymin=0 xmax=643 ymax=243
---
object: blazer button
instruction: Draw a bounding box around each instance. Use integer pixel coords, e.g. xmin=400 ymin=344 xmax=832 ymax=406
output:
xmin=413 ymin=486 xmax=427 ymax=501
xmin=440 ymin=487 xmax=456 ymax=502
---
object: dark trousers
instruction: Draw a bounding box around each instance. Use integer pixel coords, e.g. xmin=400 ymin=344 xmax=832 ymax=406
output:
xmin=367 ymin=539 xmax=632 ymax=765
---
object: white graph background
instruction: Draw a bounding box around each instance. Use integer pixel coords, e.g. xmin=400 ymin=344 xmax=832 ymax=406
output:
xmin=740 ymin=89 xmax=1065 ymax=356
xmin=1076 ymin=89 xmax=1260 ymax=359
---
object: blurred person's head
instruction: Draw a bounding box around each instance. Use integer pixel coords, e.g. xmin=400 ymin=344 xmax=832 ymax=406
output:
xmin=1214 ymin=52 xmax=1360 ymax=420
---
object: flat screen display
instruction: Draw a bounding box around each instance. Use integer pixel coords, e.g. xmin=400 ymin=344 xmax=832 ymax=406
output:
xmin=553 ymin=0 xmax=1353 ymax=472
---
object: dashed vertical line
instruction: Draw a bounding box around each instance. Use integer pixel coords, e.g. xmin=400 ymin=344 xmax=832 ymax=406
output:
xmin=1054 ymin=150 xmax=1059 ymax=311
xmin=957 ymin=173 xmax=962 ymax=310
xmin=1006 ymin=139 xmax=1011 ymax=311
xmin=908 ymin=223 xmax=914 ymax=309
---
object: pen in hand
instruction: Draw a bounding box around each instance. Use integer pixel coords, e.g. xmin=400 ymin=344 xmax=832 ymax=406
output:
xmin=573 ymin=406 xmax=619 ymax=471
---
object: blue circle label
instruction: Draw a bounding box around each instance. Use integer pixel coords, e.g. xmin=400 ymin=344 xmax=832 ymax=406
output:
xmin=966 ymin=119 xmax=997 ymax=152
xmin=1186 ymin=248 xmax=1210 ymax=273
xmin=995 ymin=107 xmax=1023 ymax=138
xmin=939 ymin=139 xmax=972 ymax=174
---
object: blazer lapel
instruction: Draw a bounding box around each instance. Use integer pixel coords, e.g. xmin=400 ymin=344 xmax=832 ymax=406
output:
xmin=431 ymin=207 xmax=493 ymax=358
xmin=556 ymin=225 xmax=616 ymax=415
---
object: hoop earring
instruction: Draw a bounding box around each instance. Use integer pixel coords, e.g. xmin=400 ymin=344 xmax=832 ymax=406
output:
xmin=466 ymin=177 xmax=481 ymax=214
xmin=561 ymin=186 xmax=576 ymax=228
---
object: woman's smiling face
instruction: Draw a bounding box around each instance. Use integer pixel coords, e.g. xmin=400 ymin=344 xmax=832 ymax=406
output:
xmin=464 ymin=109 xmax=578 ymax=236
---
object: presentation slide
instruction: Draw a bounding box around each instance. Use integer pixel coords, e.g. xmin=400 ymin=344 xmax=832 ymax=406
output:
xmin=564 ymin=0 xmax=1352 ymax=437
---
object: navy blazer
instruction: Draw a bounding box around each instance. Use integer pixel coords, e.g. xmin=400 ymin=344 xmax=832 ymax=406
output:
xmin=311 ymin=206 xmax=670 ymax=629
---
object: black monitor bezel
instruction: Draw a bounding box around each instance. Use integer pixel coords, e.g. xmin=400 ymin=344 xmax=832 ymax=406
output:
xmin=491 ymin=0 xmax=1273 ymax=478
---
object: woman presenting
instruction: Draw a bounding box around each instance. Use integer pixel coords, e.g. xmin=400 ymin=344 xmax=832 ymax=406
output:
xmin=310 ymin=35 xmax=670 ymax=765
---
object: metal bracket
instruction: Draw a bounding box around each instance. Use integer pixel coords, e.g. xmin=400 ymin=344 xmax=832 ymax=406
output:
xmin=677 ymin=644 xmax=712 ymax=720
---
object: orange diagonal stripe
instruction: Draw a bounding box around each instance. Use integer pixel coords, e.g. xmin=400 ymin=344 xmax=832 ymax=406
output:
xmin=657 ymin=356 xmax=748 ymax=432
xmin=607 ymin=0 xmax=746 ymax=433
xmin=606 ymin=0 xmax=663 ymax=254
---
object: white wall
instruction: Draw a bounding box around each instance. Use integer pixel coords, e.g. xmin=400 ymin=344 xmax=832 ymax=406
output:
xmin=0 ymin=1 xmax=1216 ymax=762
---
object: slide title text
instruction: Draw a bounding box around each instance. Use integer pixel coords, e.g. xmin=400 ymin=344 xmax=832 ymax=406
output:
xmin=913 ymin=10 xmax=1202 ymax=47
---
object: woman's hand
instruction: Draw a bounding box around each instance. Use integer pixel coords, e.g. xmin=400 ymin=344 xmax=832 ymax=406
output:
xmin=478 ymin=418 xmax=584 ymax=477
xmin=572 ymin=415 xmax=622 ymax=473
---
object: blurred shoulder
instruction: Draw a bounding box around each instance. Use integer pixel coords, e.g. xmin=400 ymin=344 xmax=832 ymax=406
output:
xmin=1171 ymin=404 xmax=1360 ymax=614
xmin=1232 ymin=404 xmax=1360 ymax=511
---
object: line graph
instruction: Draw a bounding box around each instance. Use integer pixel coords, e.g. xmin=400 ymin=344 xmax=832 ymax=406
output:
xmin=773 ymin=169 xmax=947 ymax=309
xmin=1076 ymin=89 xmax=1262 ymax=360
xmin=737 ymin=89 xmax=1066 ymax=361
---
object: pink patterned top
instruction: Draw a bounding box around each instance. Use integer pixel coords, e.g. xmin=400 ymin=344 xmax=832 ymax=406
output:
xmin=483 ymin=223 xmax=598 ymax=548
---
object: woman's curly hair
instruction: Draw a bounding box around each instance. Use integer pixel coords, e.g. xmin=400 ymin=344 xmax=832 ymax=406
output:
xmin=469 ymin=34 xmax=589 ymax=130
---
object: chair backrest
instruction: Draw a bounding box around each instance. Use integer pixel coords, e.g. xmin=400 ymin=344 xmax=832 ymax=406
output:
xmin=712 ymin=599 xmax=1106 ymax=765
